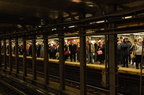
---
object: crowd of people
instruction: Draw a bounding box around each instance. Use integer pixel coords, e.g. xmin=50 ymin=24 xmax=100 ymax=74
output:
xmin=117 ymin=38 xmax=143 ymax=69
xmin=1 ymin=37 xmax=143 ymax=69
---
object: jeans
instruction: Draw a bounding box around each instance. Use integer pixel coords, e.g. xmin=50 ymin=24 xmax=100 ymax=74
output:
xmin=88 ymin=52 xmax=93 ymax=63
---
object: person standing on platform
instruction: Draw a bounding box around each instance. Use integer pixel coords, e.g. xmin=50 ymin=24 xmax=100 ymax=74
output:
xmin=26 ymin=43 xmax=29 ymax=56
xmin=134 ymin=38 xmax=142 ymax=69
xmin=64 ymin=43 xmax=69 ymax=61
xmin=36 ymin=42 xmax=41 ymax=57
xmin=117 ymin=40 xmax=122 ymax=65
xmin=18 ymin=43 xmax=23 ymax=55
xmin=77 ymin=42 xmax=80 ymax=62
xmin=97 ymin=41 xmax=105 ymax=64
xmin=121 ymin=38 xmax=129 ymax=67
xmin=51 ymin=43 xmax=57 ymax=59
xmin=86 ymin=41 xmax=95 ymax=64
xmin=130 ymin=39 xmax=137 ymax=65
xmin=126 ymin=38 xmax=132 ymax=64
xmin=94 ymin=40 xmax=99 ymax=62
xmin=40 ymin=41 xmax=44 ymax=57
xmin=69 ymin=41 xmax=77 ymax=62
xmin=29 ymin=43 xmax=32 ymax=56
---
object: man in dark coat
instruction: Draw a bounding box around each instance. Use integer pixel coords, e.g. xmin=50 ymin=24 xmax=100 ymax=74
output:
xmin=69 ymin=41 xmax=77 ymax=62
xmin=121 ymin=38 xmax=131 ymax=67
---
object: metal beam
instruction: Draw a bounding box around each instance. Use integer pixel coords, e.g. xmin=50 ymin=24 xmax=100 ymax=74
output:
xmin=44 ymin=34 xmax=49 ymax=85
xmin=9 ymin=38 xmax=12 ymax=71
xmin=108 ymin=34 xmax=118 ymax=95
xmin=59 ymin=37 xmax=65 ymax=91
xmin=59 ymin=32 xmax=65 ymax=92
xmin=57 ymin=11 xmax=65 ymax=93
xmin=79 ymin=13 xmax=87 ymax=95
xmin=2 ymin=10 xmax=144 ymax=39
xmin=32 ymin=36 xmax=37 ymax=80
xmin=15 ymin=38 xmax=19 ymax=74
xmin=0 ymin=39 xmax=1 ymax=68
xmin=23 ymin=37 xmax=27 ymax=77
xmin=4 ymin=39 xmax=7 ymax=69
xmin=80 ymin=31 xmax=87 ymax=95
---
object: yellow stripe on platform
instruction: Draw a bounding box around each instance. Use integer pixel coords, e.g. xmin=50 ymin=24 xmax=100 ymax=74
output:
xmin=3 ymin=54 xmax=144 ymax=76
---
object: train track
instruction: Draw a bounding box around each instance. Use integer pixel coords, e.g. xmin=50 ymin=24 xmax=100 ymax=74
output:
xmin=0 ymin=73 xmax=55 ymax=95
xmin=2 ymin=55 xmax=144 ymax=95
xmin=26 ymin=69 xmax=110 ymax=95
xmin=0 ymin=76 xmax=27 ymax=95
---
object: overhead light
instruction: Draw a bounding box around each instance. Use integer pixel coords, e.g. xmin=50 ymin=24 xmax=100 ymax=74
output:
xmin=52 ymin=28 xmax=57 ymax=31
xmin=68 ymin=25 xmax=75 ymax=28
xmin=17 ymin=24 xmax=22 ymax=28
xmin=90 ymin=21 xmax=96 ymax=24
xmin=96 ymin=20 xmax=105 ymax=23
xmin=122 ymin=16 xmax=132 ymax=19
xmin=71 ymin=0 xmax=81 ymax=3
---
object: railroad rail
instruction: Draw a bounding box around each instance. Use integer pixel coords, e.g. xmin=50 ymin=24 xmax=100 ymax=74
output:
xmin=1 ymin=54 xmax=144 ymax=95
xmin=0 ymin=72 xmax=54 ymax=95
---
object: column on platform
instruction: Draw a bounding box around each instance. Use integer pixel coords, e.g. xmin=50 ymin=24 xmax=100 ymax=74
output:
xmin=0 ymin=39 xmax=2 ymax=68
xmin=15 ymin=38 xmax=19 ymax=74
xmin=59 ymin=33 xmax=65 ymax=92
xmin=32 ymin=36 xmax=37 ymax=80
xmin=43 ymin=34 xmax=49 ymax=85
xmin=23 ymin=37 xmax=27 ymax=77
xmin=9 ymin=38 xmax=12 ymax=71
xmin=4 ymin=39 xmax=7 ymax=69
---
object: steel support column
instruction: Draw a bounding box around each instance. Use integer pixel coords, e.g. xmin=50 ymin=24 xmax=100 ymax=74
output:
xmin=79 ymin=13 xmax=87 ymax=95
xmin=140 ymin=37 xmax=144 ymax=95
xmin=23 ymin=37 xmax=27 ymax=77
xmin=79 ymin=31 xmax=87 ymax=95
xmin=102 ymin=35 xmax=109 ymax=87
xmin=0 ymin=39 xmax=1 ymax=68
xmin=32 ymin=36 xmax=37 ymax=80
xmin=9 ymin=39 xmax=12 ymax=71
xmin=58 ymin=11 xmax=65 ymax=93
xmin=43 ymin=34 xmax=49 ymax=85
xmin=4 ymin=39 xmax=7 ymax=69
xmin=108 ymin=34 xmax=118 ymax=95
xmin=59 ymin=33 xmax=65 ymax=92
xmin=15 ymin=38 xmax=19 ymax=74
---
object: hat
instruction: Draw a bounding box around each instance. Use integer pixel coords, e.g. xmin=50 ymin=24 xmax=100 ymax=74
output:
xmin=124 ymin=38 xmax=128 ymax=39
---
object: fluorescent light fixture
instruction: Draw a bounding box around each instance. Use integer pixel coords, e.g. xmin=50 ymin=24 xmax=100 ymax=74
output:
xmin=68 ymin=25 xmax=75 ymax=28
xmin=52 ymin=28 xmax=57 ymax=31
xmin=71 ymin=0 xmax=81 ymax=3
xmin=91 ymin=40 xmax=95 ymax=44
xmin=122 ymin=16 xmax=132 ymax=19
xmin=96 ymin=20 xmax=105 ymax=23
xmin=90 ymin=21 xmax=96 ymax=24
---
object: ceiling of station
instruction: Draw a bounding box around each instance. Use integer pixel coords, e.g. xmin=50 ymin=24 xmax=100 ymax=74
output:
xmin=0 ymin=0 xmax=144 ymax=33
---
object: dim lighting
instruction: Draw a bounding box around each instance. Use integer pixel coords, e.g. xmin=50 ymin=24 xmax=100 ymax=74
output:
xmin=122 ymin=16 xmax=132 ymax=19
xmin=90 ymin=21 xmax=96 ymax=24
xmin=52 ymin=28 xmax=57 ymax=31
xmin=71 ymin=0 xmax=81 ymax=3
xmin=68 ymin=25 xmax=75 ymax=28
xmin=96 ymin=20 xmax=105 ymax=23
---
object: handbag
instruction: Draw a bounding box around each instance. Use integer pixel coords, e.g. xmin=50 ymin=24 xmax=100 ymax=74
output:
xmin=97 ymin=50 xmax=103 ymax=55
xmin=64 ymin=51 xmax=69 ymax=55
